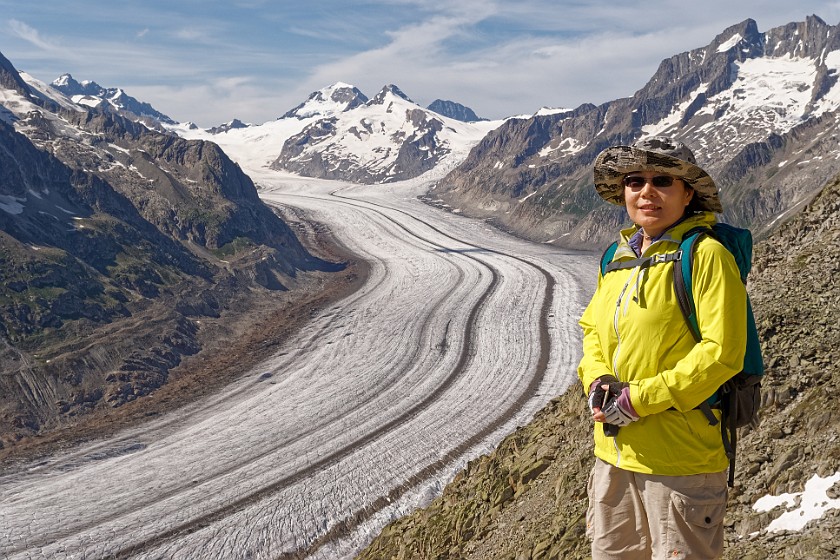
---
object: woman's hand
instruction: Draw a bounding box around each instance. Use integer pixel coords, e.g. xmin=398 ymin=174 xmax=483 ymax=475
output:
xmin=589 ymin=377 xmax=639 ymax=426
xmin=588 ymin=375 xmax=619 ymax=418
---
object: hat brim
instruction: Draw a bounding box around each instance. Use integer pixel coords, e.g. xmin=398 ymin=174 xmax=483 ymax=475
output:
xmin=593 ymin=145 xmax=722 ymax=213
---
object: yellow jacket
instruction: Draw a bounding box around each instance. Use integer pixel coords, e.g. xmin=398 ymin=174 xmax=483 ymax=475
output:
xmin=578 ymin=212 xmax=747 ymax=475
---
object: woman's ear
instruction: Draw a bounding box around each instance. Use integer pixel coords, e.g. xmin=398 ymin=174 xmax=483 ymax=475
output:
xmin=683 ymin=185 xmax=695 ymax=206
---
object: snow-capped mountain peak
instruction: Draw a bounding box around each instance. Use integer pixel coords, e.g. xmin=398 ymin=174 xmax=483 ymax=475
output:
xmin=638 ymin=15 xmax=840 ymax=170
xmin=282 ymin=82 xmax=369 ymax=120
xmin=270 ymin=84 xmax=501 ymax=183
xmin=51 ymin=73 xmax=104 ymax=97
xmin=50 ymin=72 xmax=76 ymax=89
xmin=369 ymin=84 xmax=413 ymax=106
xmin=50 ymin=73 xmax=175 ymax=125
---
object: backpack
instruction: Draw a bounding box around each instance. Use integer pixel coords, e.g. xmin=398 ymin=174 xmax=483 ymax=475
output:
xmin=600 ymin=223 xmax=764 ymax=487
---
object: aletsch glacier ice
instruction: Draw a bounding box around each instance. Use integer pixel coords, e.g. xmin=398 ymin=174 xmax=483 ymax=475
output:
xmin=0 ymin=158 xmax=594 ymax=558
xmin=8 ymin=24 xmax=840 ymax=551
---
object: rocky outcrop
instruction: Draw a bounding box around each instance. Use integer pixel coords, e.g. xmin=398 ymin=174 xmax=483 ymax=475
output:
xmin=207 ymin=118 xmax=250 ymax=135
xmin=357 ymin=172 xmax=840 ymax=559
xmin=0 ymin=52 xmax=31 ymax=97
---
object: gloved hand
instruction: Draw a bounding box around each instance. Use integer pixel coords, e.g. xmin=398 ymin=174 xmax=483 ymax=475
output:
xmin=587 ymin=375 xmax=619 ymax=413
xmin=600 ymin=382 xmax=639 ymax=427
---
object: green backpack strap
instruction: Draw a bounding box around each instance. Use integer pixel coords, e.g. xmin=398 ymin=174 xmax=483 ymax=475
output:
xmin=600 ymin=241 xmax=683 ymax=277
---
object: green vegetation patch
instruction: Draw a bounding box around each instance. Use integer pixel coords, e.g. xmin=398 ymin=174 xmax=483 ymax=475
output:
xmin=212 ymin=236 xmax=256 ymax=258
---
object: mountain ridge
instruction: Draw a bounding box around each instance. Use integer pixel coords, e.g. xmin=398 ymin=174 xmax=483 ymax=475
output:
xmin=428 ymin=15 xmax=840 ymax=250
xmin=0 ymin=50 xmax=346 ymax=448
xmin=51 ymin=72 xmax=176 ymax=125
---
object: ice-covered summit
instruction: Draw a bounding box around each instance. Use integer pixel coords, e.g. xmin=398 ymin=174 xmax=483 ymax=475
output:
xmin=282 ymin=82 xmax=369 ymax=120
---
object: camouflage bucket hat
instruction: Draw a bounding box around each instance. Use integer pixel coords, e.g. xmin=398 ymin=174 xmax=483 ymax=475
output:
xmin=593 ymin=136 xmax=722 ymax=213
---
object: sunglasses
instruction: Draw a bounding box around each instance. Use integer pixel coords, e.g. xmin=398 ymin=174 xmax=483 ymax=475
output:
xmin=622 ymin=175 xmax=679 ymax=188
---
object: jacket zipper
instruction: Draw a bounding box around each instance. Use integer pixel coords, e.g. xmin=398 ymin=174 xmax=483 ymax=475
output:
xmin=610 ymin=269 xmax=638 ymax=467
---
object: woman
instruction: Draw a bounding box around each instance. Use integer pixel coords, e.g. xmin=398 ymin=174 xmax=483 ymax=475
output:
xmin=578 ymin=136 xmax=747 ymax=559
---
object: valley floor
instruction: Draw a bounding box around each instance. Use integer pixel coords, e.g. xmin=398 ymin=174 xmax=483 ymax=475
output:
xmin=0 ymin=172 xmax=596 ymax=559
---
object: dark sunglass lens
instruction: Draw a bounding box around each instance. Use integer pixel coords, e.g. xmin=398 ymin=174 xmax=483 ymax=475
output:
xmin=651 ymin=176 xmax=675 ymax=187
xmin=623 ymin=176 xmax=645 ymax=187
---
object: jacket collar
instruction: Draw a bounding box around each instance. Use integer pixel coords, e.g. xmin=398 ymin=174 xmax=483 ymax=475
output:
xmin=614 ymin=212 xmax=717 ymax=259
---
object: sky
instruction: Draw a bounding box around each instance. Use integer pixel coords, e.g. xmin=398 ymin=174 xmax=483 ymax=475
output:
xmin=1 ymin=1 xmax=839 ymax=128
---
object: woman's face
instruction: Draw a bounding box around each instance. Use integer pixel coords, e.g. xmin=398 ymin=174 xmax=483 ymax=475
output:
xmin=623 ymin=170 xmax=694 ymax=238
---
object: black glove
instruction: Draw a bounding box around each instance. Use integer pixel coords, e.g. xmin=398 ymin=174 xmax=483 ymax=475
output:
xmin=587 ymin=375 xmax=619 ymax=413
xmin=588 ymin=376 xmax=632 ymax=437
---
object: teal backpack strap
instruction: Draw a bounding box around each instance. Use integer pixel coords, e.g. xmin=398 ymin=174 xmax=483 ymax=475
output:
xmin=671 ymin=229 xmax=708 ymax=343
xmin=672 ymin=228 xmax=721 ymax=424
xmin=599 ymin=242 xmax=619 ymax=276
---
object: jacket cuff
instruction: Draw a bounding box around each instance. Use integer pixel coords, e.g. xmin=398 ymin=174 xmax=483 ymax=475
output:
xmin=628 ymin=383 xmax=646 ymax=417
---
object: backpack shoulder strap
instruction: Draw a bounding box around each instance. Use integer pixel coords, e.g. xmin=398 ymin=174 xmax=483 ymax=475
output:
xmin=672 ymin=227 xmax=710 ymax=343
xmin=599 ymin=242 xmax=619 ymax=276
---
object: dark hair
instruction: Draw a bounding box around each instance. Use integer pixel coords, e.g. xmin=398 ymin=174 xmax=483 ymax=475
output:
xmin=684 ymin=183 xmax=705 ymax=214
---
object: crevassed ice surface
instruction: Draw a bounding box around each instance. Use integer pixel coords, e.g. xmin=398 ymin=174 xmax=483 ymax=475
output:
xmin=0 ymin=172 xmax=595 ymax=560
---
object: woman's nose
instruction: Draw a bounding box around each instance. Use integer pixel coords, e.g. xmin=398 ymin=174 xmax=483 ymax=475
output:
xmin=640 ymin=182 xmax=658 ymax=196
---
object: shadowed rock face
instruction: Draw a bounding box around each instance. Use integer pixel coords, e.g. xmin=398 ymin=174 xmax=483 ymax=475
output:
xmin=0 ymin=53 xmax=342 ymax=446
xmin=0 ymin=52 xmax=30 ymax=95
xmin=431 ymin=16 xmax=840 ymax=250
xmin=357 ymin=170 xmax=840 ymax=560
xmin=427 ymin=99 xmax=482 ymax=123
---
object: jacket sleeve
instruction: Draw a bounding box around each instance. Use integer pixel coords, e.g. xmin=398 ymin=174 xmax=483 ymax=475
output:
xmin=631 ymin=239 xmax=748 ymax=415
xmin=577 ymin=275 xmax=614 ymax=395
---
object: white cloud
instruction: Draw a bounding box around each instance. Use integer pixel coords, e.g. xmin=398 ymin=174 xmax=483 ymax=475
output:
xmin=293 ymin=9 xmax=716 ymax=119
xmin=2 ymin=0 xmax=839 ymax=126
xmin=8 ymin=19 xmax=60 ymax=52
xmin=173 ymin=26 xmax=217 ymax=43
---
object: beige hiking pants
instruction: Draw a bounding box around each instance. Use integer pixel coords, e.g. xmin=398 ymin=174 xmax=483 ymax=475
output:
xmin=586 ymin=458 xmax=728 ymax=560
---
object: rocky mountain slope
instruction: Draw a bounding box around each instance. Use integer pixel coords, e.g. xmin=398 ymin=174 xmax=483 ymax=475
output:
xmin=0 ymin=51 xmax=343 ymax=450
xmin=428 ymin=15 xmax=840 ymax=249
xmin=357 ymin=170 xmax=840 ymax=559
